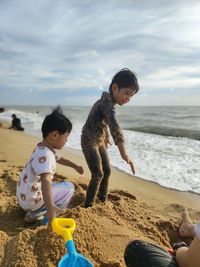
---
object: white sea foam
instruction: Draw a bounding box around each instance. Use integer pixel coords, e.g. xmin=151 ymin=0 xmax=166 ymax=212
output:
xmin=109 ymin=130 xmax=200 ymax=193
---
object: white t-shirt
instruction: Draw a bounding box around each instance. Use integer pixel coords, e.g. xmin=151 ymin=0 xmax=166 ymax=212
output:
xmin=16 ymin=143 xmax=59 ymax=212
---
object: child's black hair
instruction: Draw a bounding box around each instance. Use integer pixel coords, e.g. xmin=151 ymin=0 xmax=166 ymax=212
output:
xmin=42 ymin=106 xmax=72 ymax=138
xmin=109 ymin=68 xmax=139 ymax=94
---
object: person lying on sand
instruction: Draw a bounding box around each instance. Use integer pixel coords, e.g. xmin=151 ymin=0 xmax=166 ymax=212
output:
xmin=124 ymin=239 xmax=178 ymax=267
xmin=175 ymin=209 xmax=200 ymax=267
xmin=124 ymin=210 xmax=200 ymax=267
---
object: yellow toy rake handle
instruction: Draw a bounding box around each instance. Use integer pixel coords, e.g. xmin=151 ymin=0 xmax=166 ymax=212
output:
xmin=52 ymin=218 xmax=76 ymax=243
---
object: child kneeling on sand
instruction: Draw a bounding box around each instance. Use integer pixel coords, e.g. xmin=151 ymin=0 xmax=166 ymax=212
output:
xmin=16 ymin=107 xmax=84 ymax=227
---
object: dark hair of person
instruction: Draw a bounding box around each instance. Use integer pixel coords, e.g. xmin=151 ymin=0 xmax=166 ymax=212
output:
xmin=42 ymin=106 xmax=72 ymax=138
xmin=109 ymin=68 xmax=139 ymax=95
xmin=124 ymin=241 xmax=137 ymax=267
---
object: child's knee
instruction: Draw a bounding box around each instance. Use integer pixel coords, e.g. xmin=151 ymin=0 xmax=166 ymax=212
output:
xmin=92 ymin=169 xmax=103 ymax=182
xmin=104 ymin=166 xmax=111 ymax=177
xmin=63 ymin=181 xmax=75 ymax=196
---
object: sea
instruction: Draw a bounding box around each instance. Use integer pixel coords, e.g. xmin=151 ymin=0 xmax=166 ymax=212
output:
xmin=0 ymin=105 xmax=200 ymax=194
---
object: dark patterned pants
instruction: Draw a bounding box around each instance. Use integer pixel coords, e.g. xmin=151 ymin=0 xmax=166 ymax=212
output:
xmin=124 ymin=240 xmax=179 ymax=267
xmin=81 ymin=136 xmax=111 ymax=207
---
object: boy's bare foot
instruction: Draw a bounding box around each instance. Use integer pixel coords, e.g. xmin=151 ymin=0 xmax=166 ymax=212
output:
xmin=178 ymin=210 xmax=195 ymax=238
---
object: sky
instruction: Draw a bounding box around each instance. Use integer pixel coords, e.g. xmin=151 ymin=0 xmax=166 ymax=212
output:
xmin=0 ymin=0 xmax=200 ymax=106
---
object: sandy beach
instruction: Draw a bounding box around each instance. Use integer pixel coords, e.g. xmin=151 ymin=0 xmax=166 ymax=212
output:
xmin=0 ymin=121 xmax=200 ymax=267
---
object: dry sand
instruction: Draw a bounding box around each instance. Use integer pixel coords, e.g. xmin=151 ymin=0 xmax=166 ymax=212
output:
xmin=0 ymin=121 xmax=200 ymax=267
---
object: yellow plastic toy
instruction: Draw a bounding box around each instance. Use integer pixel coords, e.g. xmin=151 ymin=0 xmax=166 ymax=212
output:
xmin=52 ymin=218 xmax=93 ymax=267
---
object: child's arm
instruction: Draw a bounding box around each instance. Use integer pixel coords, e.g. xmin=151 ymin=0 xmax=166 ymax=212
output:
xmin=41 ymin=173 xmax=63 ymax=229
xmin=57 ymin=157 xmax=84 ymax=174
xmin=104 ymin=106 xmax=135 ymax=174
xmin=117 ymin=142 xmax=135 ymax=175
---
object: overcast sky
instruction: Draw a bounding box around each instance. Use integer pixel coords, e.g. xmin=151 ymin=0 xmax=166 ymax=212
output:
xmin=0 ymin=0 xmax=200 ymax=106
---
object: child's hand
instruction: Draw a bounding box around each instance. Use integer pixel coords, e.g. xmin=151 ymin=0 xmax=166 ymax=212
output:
xmin=121 ymin=154 xmax=135 ymax=175
xmin=75 ymin=165 xmax=84 ymax=174
xmin=121 ymin=153 xmax=131 ymax=163
xmin=47 ymin=205 xmax=64 ymax=230
xmin=104 ymin=136 xmax=112 ymax=149
xmin=129 ymin=160 xmax=136 ymax=175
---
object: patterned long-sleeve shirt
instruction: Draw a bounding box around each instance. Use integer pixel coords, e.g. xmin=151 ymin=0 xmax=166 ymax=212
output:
xmin=82 ymin=92 xmax=124 ymax=145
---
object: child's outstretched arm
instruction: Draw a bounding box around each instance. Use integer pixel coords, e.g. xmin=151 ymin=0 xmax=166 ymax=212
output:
xmin=117 ymin=142 xmax=135 ymax=175
xmin=104 ymin=106 xmax=135 ymax=174
xmin=41 ymin=173 xmax=63 ymax=229
xmin=57 ymin=157 xmax=84 ymax=174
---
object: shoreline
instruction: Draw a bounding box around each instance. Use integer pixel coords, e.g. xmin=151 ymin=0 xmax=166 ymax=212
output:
xmin=1 ymin=111 xmax=199 ymax=195
xmin=61 ymin=144 xmax=200 ymax=198
xmin=1 ymin=119 xmax=200 ymax=209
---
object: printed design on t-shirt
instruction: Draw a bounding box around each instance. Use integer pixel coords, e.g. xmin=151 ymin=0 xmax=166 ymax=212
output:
xmin=34 ymin=197 xmax=42 ymax=205
xmin=21 ymin=193 xmax=26 ymax=201
xmin=38 ymin=156 xmax=46 ymax=163
xmin=39 ymin=146 xmax=45 ymax=150
xmin=23 ymin=174 xmax=28 ymax=183
xmin=31 ymin=184 xmax=38 ymax=192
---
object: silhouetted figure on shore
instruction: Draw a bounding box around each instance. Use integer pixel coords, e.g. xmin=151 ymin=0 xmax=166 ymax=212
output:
xmin=10 ymin=114 xmax=24 ymax=131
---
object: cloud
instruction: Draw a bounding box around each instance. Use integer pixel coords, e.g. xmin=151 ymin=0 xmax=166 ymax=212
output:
xmin=0 ymin=0 xmax=200 ymax=105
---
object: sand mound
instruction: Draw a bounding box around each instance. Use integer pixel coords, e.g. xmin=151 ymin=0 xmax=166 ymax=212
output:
xmin=0 ymin=163 xmax=186 ymax=267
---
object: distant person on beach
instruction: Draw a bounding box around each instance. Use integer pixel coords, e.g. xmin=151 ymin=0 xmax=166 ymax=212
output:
xmin=81 ymin=68 xmax=139 ymax=208
xmin=10 ymin=114 xmax=24 ymax=131
xmin=124 ymin=210 xmax=200 ymax=267
xmin=16 ymin=107 xmax=84 ymax=228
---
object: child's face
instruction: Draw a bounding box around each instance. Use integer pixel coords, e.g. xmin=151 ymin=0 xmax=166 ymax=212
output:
xmin=112 ymin=84 xmax=136 ymax=106
xmin=53 ymin=131 xmax=70 ymax=149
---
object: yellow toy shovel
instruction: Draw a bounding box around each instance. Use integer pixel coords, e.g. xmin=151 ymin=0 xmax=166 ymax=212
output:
xmin=52 ymin=218 xmax=94 ymax=267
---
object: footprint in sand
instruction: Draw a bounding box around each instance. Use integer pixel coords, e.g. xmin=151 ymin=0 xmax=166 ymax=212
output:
xmin=108 ymin=193 xmax=121 ymax=201
xmin=110 ymin=190 xmax=137 ymax=200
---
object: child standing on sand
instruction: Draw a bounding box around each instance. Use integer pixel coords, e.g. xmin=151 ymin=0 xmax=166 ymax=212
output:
xmin=81 ymin=68 xmax=139 ymax=208
xmin=16 ymin=107 xmax=84 ymax=227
